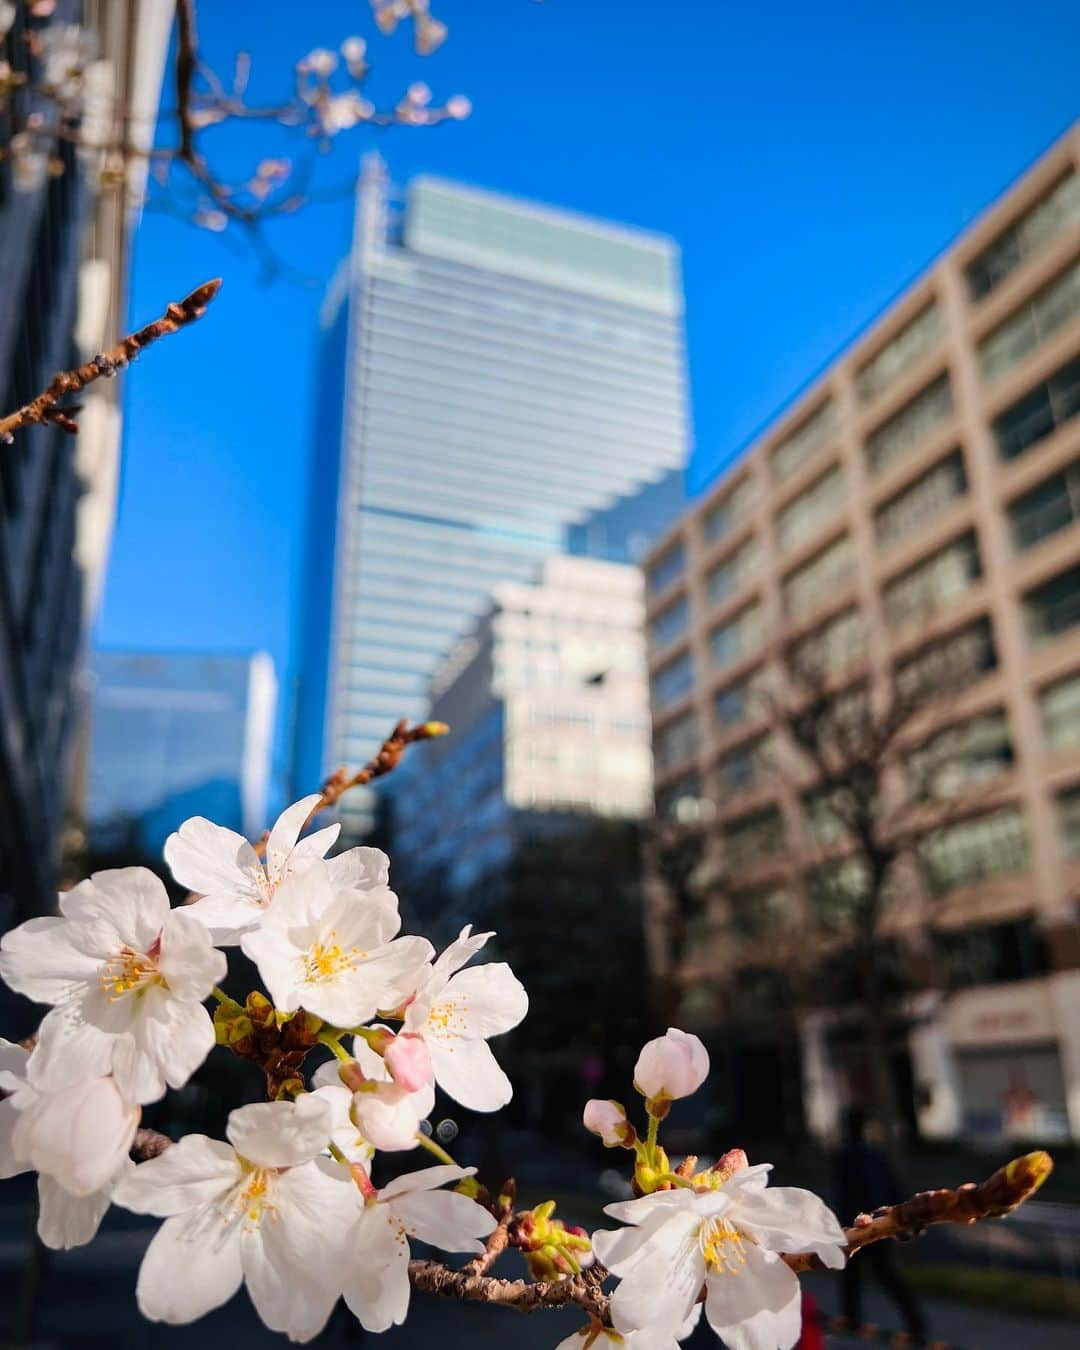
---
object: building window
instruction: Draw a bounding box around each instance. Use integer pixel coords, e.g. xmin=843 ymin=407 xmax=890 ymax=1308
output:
xmin=710 ymin=602 xmax=763 ymax=671
xmin=1040 ymin=671 xmax=1080 ymax=752
xmin=703 ymin=476 xmax=755 ymax=545
xmin=1058 ymin=785 xmax=1080 ymax=860
xmin=776 ymin=464 xmax=846 ymax=553
xmin=706 ymin=535 xmax=759 ymax=607
xmin=656 ymin=771 xmax=706 ymax=823
xmin=865 ymin=373 xmax=953 ymax=477
xmin=790 ymin=608 xmax=865 ymax=677
xmin=1009 ymin=463 xmax=1080 ymax=551
xmin=978 ymin=258 xmax=1080 ymax=382
xmin=994 ymin=354 xmax=1080 ymax=461
xmin=651 ymin=650 xmax=694 ymax=709
xmin=897 ymin=616 xmax=996 ymax=699
xmin=909 ymin=710 xmax=1013 ymax=799
xmin=723 ymin=808 xmax=784 ymax=871
xmin=782 ymin=534 xmax=854 ymax=616
xmin=875 ymin=449 xmax=967 ymax=546
xmin=882 ymin=532 xmax=981 ymax=628
xmin=937 ymin=919 xmax=1049 ymax=988
xmin=649 ymin=594 xmax=690 ymax=651
xmin=855 ymin=301 xmax=944 ymax=404
xmin=647 ymin=541 xmax=685 ymax=595
xmin=714 ymin=677 xmax=755 ymax=729
xmin=1025 ymin=564 xmax=1080 ymax=642
xmin=771 ymin=400 xmax=836 ymax=483
xmin=654 ymin=710 xmax=698 ymax=771
xmin=920 ymin=808 xmax=1030 ymax=895
xmin=967 ymin=170 xmax=1080 ymax=300
xmin=715 ymin=735 xmax=770 ymax=795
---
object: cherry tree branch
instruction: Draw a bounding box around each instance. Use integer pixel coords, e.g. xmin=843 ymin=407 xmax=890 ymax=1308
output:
xmin=784 ymin=1149 xmax=1053 ymax=1272
xmin=0 ymin=278 xmax=222 ymax=443
xmin=301 ymin=718 xmax=448 ymax=831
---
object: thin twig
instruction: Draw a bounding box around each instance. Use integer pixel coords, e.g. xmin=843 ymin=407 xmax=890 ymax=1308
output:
xmin=0 ymin=278 xmax=222 ymax=443
xmin=784 ymin=1149 xmax=1054 ymax=1272
xmin=302 ymin=719 xmax=448 ymax=831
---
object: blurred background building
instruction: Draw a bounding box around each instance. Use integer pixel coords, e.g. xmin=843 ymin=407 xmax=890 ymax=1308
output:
xmin=292 ymin=156 xmax=690 ymax=836
xmin=87 ymin=649 xmax=277 ymax=856
xmin=0 ymin=0 xmax=170 ymax=926
xmin=644 ymin=126 xmax=1080 ymax=1148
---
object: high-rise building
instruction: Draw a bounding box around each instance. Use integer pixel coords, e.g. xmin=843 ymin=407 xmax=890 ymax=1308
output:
xmin=643 ymin=125 xmax=1080 ymax=1144
xmin=87 ymin=650 xmax=277 ymax=855
xmin=293 ymin=157 xmax=690 ymax=834
xmin=0 ymin=1 xmax=171 ymax=923
xmin=568 ymin=465 xmax=687 ymax=566
xmin=392 ymin=555 xmax=652 ymax=927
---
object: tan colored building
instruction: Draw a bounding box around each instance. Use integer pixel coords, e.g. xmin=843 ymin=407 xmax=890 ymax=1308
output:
xmin=644 ymin=123 xmax=1080 ymax=1145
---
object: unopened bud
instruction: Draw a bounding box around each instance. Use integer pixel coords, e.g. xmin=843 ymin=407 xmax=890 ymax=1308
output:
xmin=583 ymin=1098 xmax=636 ymax=1148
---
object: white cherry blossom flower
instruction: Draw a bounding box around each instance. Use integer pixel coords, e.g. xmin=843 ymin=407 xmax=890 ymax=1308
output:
xmin=313 ymin=1035 xmax=435 ymax=1152
xmin=402 ymin=926 xmax=528 ymax=1113
xmin=0 ymin=1039 xmax=133 ymax=1247
xmin=0 ymin=869 xmax=225 ymax=1104
xmin=342 ymin=1164 xmax=495 ymax=1332
xmin=592 ymin=1166 xmax=845 ymax=1350
xmin=113 ymin=1095 xmax=358 ymax=1342
xmin=634 ymin=1028 xmax=709 ymax=1104
xmin=556 ymin=1305 xmax=701 ymax=1349
xmin=164 ymin=794 xmax=346 ymax=942
xmin=241 ymin=860 xmax=432 ymax=1027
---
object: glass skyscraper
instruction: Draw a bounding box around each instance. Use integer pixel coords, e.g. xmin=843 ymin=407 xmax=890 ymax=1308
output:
xmin=294 ymin=156 xmax=690 ymax=833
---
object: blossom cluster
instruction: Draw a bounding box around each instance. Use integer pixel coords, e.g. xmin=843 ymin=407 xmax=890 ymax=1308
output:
xmin=0 ymin=795 xmax=526 ymax=1340
xmin=580 ymin=1029 xmax=847 ymax=1350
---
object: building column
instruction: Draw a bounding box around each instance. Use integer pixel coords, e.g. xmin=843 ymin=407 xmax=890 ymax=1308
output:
xmin=908 ymin=997 xmax=962 ymax=1140
xmin=1049 ymin=970 xmax=1080 ymax=1141
xmin=800 ymin=1011 xmax=841 ymax=1145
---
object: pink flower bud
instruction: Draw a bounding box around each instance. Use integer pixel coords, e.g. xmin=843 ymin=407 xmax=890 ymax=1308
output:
xmin=583 ymin=1098 xmax=632 ymax=1147
xmin=633 ymin=1028 xmax=709 ymax=1104
xmin=384 ymin=1033 xmax=433 ymax=1093
xmin=445 ymin=95 xmax=472 ymax=121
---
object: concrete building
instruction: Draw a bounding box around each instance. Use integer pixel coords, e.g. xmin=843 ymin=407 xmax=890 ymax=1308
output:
xmin=643 ymin=125 xmax=1080 ymax=1145
xmin=87 ymin=650 xmax=277 ymax=856
xmin=293 ymin=157 xmax=690 ymax=836
xmin=0 ymin=1 xmax=171 ymax=923
xmin=391 ymin=555 xmax=652 ymax=928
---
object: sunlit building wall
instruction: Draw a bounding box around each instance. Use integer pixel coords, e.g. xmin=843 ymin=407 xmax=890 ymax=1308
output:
xmin=643 ymin=124 xmax=1080 ymax=1144
xmin=293 ymin=157 xmax=689 ymax=833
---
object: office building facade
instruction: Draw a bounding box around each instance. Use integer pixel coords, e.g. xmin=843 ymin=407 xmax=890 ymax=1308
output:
xmin=293 ymin=158 xmax=689 ymax=833
xmin=88 ymin=650 xmax=277 ymax=855
xmin=644 ymin=125 xmax=1080 ymax=1143
xmin=0 ymin=1 xmax=171 ymax=924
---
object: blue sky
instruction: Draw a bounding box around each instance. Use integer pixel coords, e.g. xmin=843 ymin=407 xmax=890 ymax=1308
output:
xmin=97 ymin=0 xmax=1079 ymax=769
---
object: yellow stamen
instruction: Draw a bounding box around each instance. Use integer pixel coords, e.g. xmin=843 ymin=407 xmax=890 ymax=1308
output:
xmin=302 ymin=930 xmax=359 ymax=983
xmin=99 ymin=946 xmax=161 ymax=1001
xmin=701 ymin=1217 xmax=747 ymax=1275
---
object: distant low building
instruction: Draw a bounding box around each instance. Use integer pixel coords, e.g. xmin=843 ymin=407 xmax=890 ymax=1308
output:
xmin=88 ymin=650 xmax=277 ymax=855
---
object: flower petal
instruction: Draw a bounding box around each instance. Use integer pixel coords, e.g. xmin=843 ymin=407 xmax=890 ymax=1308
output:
xmin=265 ymin=795 xmax=324 ymax=873
xmin=113 ymin=1134 xmax=239 ymax=1216
xmin=735 ymin=1185 xmax=846 ymax=1264
xmin=111 ymin=993 xmax=216 ymax=1104
xmin=26 ymin=1002 xmax=116 ymax=1091
xmin=165 ymin=816 xmax=264 ymax=898
xmin=226 ymin=1095 xmax=332 ymax=1168
xmin=0 ymin=916 xmax=102 ymax=1004
xmin=342 ymin=1208 xmax=412 ymax=1332
xmin=703 ymin=1243 xmax=801 ymax=1350
xmin=157 ymin=909 xmax=227 ymax=1000
xmin=326 ymin=846 xmax=390 ymax=892
xmin=431 ymin=925 xmax=493 ymax=983
xmin=391 ymin=1187 xmax=495 ymax=1254
xmin=379 ymin=1164 xmax=475 ymax=1201
xmin=37 ymin=1170 xmax=119 ymax=1250
xmin=440 ymin=963 xmax=528 ymax=1038
xmin=136 ymin=1207 xmax=244 ymax=1324
xmin=605 ymin=1207 xmax=705 ymax=1340
xmin=65 ymin=868 xmax=171 ymax=950
xmin=427 ymin=1036 xmax=513 ymax=1112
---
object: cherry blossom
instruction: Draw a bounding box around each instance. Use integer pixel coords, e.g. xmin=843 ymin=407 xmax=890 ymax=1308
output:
xmin=240 ymin=860 xmax=432 ymax=1027
xmin=113 ymin=1095 xmax=357 ymax=1342
xmin=556 ymin=1306 xmax=701 ymax=1349
xmin=592 ymin=1165 xmax=845 ymax=1350
xmin=633 ymin=1028 xmax=709 ymax=1105
xmin=0 ymin=1039 xmax=133 ymax=1247
xmin=0 ymin=868 xmax=225 ymax=1103
xmin=164 ymin=794 xmax=348 ymax=942
xmin=583 ymin=1098 xmax=634 ymax=1147
xmin=402 ymin=925 xmax=528 ymax=1112
xmin=313 ymin=1034 xmax=435 ymax=1152
xmin=341 ymin=1164 xmax=496 ymax=1332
